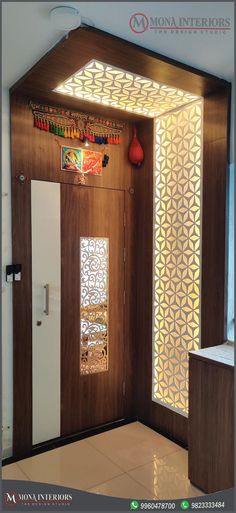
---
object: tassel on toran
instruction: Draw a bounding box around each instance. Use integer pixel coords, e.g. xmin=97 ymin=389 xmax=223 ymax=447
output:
xmin=33 ymin=112 xmax=120 ymax=144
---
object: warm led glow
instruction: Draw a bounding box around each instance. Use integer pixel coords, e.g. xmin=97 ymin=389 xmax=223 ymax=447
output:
xmin=153 ymin=101 xmax=203 ymax=415
xmin=54 ymin=60 xmax=199 ymax=117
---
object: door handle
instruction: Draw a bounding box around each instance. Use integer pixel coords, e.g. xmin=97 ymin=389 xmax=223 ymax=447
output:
xmin=44 ymin=284 xmax=50 ymax=315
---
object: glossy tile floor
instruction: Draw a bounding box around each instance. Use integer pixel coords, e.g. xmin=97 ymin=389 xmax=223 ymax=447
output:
xmin=3 ymin=422 xmax=203 ymax=499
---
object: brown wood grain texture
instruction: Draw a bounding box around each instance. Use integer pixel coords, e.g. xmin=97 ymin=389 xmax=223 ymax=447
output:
xmin=11 ymin=27 xmax=228 ymax=102
xmin=201 ymin=88 xmax=230 ymax=348
xmin=61 ymin=186 xmax=125 ymax=435
xmin=12 ymin=178 xmax=32 ymax=455
xmin=124 ymin=190 xmax=137 ymax=418
xmin=10 ymin=94 xmax=134 ymax=191
xmin=189 ymin=355 xmax=234 ymax=492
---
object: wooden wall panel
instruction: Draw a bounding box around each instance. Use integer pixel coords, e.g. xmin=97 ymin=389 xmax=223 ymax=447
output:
xmin=203 ymin=88 xmax=230 ymax=143
xmin=124 ymin=190 xmax=137 ymax=418
xmin=10 ymin=94 xmax=134 ymax=191
xmin=201 ymin=88 xmax=231 ymax=348
xmin=134 ymin=119 xmax=153 ymax=425
xmin=189 ymin=355 xmax=234 ymax=492
xmin=11 ymin=27 xmax=228 ymax=103
xmin=12 ymin=179 xmax=32 ymax=456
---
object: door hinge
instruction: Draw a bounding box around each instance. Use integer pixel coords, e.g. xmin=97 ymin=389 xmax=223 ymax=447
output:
xmin=123 ymin=247 xmax=126 ymax=263
xmin=123 ymin=211 xmax=126 ymax=227
xmin=122 ymin=381 xmax=126 ymax=396
xmin=123 ymin=290 xmax=126 ymax=304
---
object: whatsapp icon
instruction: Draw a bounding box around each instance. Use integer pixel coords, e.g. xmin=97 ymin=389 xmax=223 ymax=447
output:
xmin=130 ymin=500 xmax=140 ymax=510
xmin=180 ymin=500 xmax=190 ymax=510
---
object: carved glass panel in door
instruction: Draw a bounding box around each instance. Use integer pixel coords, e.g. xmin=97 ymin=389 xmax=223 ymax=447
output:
xmin=80 ymin=237 xmax=109 ymax=375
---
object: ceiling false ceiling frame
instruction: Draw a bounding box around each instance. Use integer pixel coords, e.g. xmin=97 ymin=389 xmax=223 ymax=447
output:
xmin=54 ymin=59 xmax=201 ymax=118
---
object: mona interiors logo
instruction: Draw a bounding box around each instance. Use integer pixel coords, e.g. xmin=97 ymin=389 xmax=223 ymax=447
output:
xmin=4 ymin=491 xmax=72 ymax=507
xmin=4 ymin=491 xmax=17 ymax=505
xmin=129 ymin=13 xmax=149 ymax=33
xmin=129 ymin=12 xmax=231 ymax=34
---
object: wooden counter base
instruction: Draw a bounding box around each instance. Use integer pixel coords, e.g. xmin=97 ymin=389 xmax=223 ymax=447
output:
xmin=188 ymin=351 xmax=234 ymax=493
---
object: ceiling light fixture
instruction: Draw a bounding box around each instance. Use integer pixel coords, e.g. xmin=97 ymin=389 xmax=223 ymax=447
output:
xmin=49 ymin=6 xmax=81 ymax=31
xmin=54 ymin=59 xmax=201 ymax=117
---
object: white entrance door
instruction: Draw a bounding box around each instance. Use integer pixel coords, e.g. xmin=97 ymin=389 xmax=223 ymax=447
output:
xmin=31 ymin=180 xmax=61 ymax=445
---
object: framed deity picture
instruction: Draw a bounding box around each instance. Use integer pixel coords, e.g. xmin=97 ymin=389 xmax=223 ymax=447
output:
xmin=61 ymin=146 xmax=102 ymax=175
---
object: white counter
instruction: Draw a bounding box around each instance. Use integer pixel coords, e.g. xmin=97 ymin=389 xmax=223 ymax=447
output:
xmin=189 ymin=342 xmax=234 ymax=367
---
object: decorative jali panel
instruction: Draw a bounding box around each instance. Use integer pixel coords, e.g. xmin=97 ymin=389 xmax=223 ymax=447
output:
xmin=80 ymin=238 xmax=109 ymax=375
xmin=54 ymin=59 xmax=199 ymax=117
xmin=153 ymin=101 xmax=202 ymax=415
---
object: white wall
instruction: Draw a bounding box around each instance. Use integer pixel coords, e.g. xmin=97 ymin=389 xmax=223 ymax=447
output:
xmin=2 ymin=88 xmax=13 ymax=458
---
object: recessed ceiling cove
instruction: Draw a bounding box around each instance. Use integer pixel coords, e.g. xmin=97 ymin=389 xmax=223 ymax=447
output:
xmin=54 ymin=59 xmax=201 ymax=117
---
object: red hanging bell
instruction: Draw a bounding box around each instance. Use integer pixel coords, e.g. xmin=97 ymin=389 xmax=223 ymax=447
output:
xmin=128 ymin=125 xmax=144 ymax=167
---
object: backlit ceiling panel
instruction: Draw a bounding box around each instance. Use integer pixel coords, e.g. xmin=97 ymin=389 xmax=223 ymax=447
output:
xmin=153 ymin=100 xmax=202 ymax=415
xmin=54 ymin=60 xmax=199 ymax=117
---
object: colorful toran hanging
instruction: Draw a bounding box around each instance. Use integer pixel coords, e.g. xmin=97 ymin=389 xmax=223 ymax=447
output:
xmin=30 ymin=101 xmax=125 ymax=145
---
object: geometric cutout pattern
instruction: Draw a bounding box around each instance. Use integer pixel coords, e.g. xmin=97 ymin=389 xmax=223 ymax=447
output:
xmin=54 ymin=60 xmax=199 ymax=117
xmin=153 ymin=101 xmax=203 ymax=415
xmin=80 ymin=237 xmax=109 ymax=375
